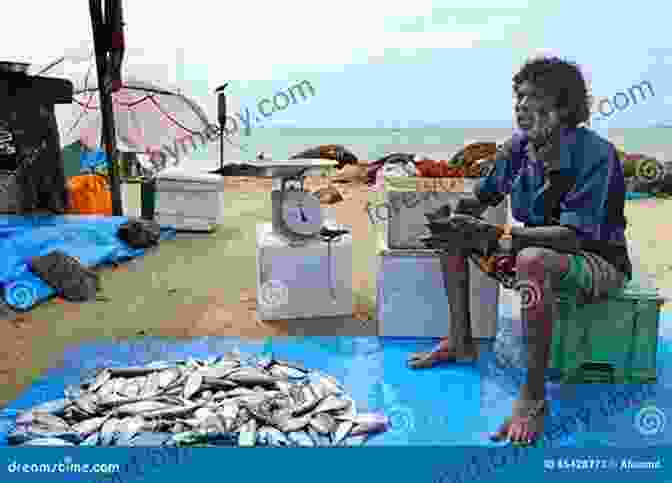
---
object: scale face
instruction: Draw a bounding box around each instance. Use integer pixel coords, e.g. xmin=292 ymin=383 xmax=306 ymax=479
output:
xmin=279 ymin=190 xmax=323 ymax=238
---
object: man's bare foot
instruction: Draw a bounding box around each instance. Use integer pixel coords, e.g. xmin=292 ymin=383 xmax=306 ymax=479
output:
xmin=407 ymin=338 xmax=478 ymax=369
xmin=490 ymin=398 xmax=548 ymax=445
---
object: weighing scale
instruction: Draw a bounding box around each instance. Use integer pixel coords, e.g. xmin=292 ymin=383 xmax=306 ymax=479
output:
xmin=247 ymin=159 xmax=354 ymax=321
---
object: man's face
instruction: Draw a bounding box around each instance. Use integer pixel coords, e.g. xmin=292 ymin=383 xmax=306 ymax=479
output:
xmin=514 ymin=81 xmax=561 ymax=142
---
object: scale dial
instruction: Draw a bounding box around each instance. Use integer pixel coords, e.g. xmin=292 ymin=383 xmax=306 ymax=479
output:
xmin=280 ymin=191 xmax=323 ymax=238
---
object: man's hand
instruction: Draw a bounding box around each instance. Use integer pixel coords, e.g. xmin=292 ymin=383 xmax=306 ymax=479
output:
xmin=422 ymin=213 xmax=503 ymax=254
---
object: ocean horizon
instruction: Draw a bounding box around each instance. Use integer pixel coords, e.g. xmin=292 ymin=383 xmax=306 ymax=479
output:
xmin=176 ymin=127 xmax=672 ymax=172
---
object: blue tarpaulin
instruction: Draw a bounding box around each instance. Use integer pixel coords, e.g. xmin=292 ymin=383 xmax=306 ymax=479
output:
xmin=0 ymin=215 xmax=175 ymax=310
xmin=1 ymin=333 xmax=671 ymax=448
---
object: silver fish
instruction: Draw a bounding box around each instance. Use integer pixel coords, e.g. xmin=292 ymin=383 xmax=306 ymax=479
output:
xmin=287 ymin=431 xmax=315 ymax=447
xmin=72 ymin=417 xmax=107 ymax=437
xmin=312 ymin=395 xmax=350 ymax=414
xmin=257 ymin=427 xmax=290 ymax=447
xmin=238 ymin=419 xmax=257 ymax=447
xmin=270 ymin=365 xmax=307 ymax=379
xmin=89 ymin=369 xmax=112 ymax=392
xmin=227 ymin=369 xmax=279 ymax=386
xmin=349 ymin=413 xmax=390 ymax=435
xmin=342 ymin=434 xmax=369 ymax=446
xmin=200 ymin=366 xmax=238 ymax=379
xmin=20 ymin=438 xmax=75 ymax=446
xmin=183 ymin=372 xmax=203 ymax=400
xmin=115 ymin=401 xmax=173 ymax=416
xmin=158 ymin=368 xmax=182 ymax=388
xmin=80 ymin=432 xmax=100 ymax=445
xmin=99 ymin=418 xmax=122 ymax=446
xmin=310 ymin=413 xmax=337 ymax=434
xmin=332 ymin=420 xmax=354 ymax=445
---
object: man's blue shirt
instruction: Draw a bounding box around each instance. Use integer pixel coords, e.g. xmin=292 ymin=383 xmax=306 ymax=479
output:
xmin=476 ymin=126 xmax=631 ymax=277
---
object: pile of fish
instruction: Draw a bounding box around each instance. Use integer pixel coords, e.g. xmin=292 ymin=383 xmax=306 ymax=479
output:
xmin=7 ymin=353 xmax=390 ymax=447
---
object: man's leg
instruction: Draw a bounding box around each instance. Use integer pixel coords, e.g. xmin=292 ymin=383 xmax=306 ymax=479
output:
xmin=491 ymin=247 xmax=570 ymax=443
xmin=407 ymin=248 xmax=477 ymax=368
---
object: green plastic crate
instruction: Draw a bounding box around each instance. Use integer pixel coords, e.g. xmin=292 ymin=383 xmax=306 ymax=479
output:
xmin=549 ymin=280 xmax=664 ymax=383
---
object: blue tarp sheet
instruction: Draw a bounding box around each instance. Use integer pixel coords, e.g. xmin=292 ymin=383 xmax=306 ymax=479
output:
xmin=1 ymin=333 xmax=671 ymax=447
xmin=0 ymin=215 xmax=175 ymax=310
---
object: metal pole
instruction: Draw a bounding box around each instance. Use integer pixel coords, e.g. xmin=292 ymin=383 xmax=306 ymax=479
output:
xmin=89 ymin=0 xmax=123 ymax=215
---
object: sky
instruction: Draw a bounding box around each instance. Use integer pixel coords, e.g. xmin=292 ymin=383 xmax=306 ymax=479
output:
xmin=2 ymin=0 xmax=671 ymax=131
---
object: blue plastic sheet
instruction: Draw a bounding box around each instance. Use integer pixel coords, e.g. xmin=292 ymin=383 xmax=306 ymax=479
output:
xmin=0 ymin=215 xmax=175 ymax=310
xmin=1 ymin=331 xmax=671 ymax=447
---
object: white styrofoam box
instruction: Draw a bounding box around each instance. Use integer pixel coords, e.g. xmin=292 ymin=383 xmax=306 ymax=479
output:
xmin=155 ymin=168 xmax=225 ymax=231
xmin=120 ymin=182 xmax=141 ymax=218
xmin=256 ymin=223 xmax=353 ymax=320
xmin=376 ymin=250 xmax=500 ymax=338
xmin=383 ymin=179 xmax=509 ymax=249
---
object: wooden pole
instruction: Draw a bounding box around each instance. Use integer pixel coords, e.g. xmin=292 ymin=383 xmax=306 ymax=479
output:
xmin=89 ymin=0 xmax=123 ymax=215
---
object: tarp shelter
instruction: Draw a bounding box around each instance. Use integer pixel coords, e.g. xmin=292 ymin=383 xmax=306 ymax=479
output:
xmin=0 ymin=67 xmax=73 ymax=213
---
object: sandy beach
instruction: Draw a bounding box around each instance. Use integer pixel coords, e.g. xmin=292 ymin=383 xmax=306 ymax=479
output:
xmin=0 ymin=170 xmax=670 ymax=406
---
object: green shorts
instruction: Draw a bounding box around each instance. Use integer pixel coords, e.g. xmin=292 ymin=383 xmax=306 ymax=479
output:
xmin=557 ymin=251 xmax=627 ymax=302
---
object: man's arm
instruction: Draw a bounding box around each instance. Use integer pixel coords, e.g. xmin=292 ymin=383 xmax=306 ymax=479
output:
xmin=457 ymin=134 xmax=582 ymax=255
xmin=454 ymin=138 xmax=514 ymax=217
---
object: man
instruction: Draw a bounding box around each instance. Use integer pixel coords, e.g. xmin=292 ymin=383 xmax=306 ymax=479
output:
xmin=407 ymin=56 xmax=632 ymax=444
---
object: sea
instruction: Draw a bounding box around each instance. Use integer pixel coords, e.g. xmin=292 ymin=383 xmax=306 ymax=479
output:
xmin=180 ymin=127 xmax=672 ymax=171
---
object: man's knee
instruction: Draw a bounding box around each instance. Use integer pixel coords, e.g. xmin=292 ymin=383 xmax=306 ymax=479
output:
xmin=516 ymin=247 xmax=569 ymax=280
xmin=516 ymin=247 xmax=552 ymax=274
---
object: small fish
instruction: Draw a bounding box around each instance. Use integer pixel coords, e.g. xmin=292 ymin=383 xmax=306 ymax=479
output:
xmin=157 ymin=368 xmax=182 ymax=388
xmin=115 ymin=401 xmax=173 ymax=416
xmin=183 ymin=372 xmax=203 ymax=400
xmin=227 ymin=369 xmax=279 ymax=386
xmin=332 ymin=420 xmax=354 ymax=445
xmin=287 ymin=431 xmax=315 ymax=447
xmin=349 ymin=413 xmax=390 ymax=435
xmin=115 ymin=417 xmax=145 ymax=446
xmin=109 ymin=367 xmax=157 ymax=378
xmin=201 ymin=377 xmax=238 ymax=389
xmin=238 ymin=419 xmax=257 ymax=447
xmin=80 ymin=432 xmax=100 ymax=446
xmin=143 ymin=372 xmax=161 ymax=396
xmin=272 ymin=359 xmax=308 ymax=373
xmin=310 ymin=413 xmax=336 ymax=434
xmin=275 ymin=415 xmax=311 ymax=433
xmin=217 ymin=402 xmax=239 ymax=431
xmin=89 ymin=369 xmax=112 ymax=392
xmin=257 ymin=427 xmax=290 ymax=447
xmin=200 ymin=367 xmax=237 ymax=380
xmin=72 ymin=417 xmax=107 ymax=437
xmin=130 ymin=432 xmax=174 ymax=446
xmin=19 ymin=438 xmax=75 ymax=446
xmin=312 ymin=395 xmax=350 ymax=414
xmin=342 ymin=434 xmax=368 ymax=446
xmin=269 ymin=365 xmax=307 ymax=379
xmin=74 ymin=393 xmax=99 ymax=415
xmin=274 ymin=381 xmax=293 ymax=395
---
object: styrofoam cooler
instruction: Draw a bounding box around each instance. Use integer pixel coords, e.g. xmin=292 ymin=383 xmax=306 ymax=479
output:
xmin=374 ymin=178 xmax=509 ymax=338
xmin=256 ymin=223 xmax=353 ymax=320
xmin=154 ymin=168 xmax=225 ymax=231
xmin=377 ymin=250 xmax=500 ymax=338
xmin=383 ymin=178 xmax=508 ymax=249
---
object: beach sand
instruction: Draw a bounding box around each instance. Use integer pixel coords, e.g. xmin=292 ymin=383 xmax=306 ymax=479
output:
xmin=0 ymin=169 xmax=670 ymax=406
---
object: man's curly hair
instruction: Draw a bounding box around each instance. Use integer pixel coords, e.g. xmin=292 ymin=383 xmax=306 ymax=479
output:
xmin=513 ymin=56 xmax=591 ymax=128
